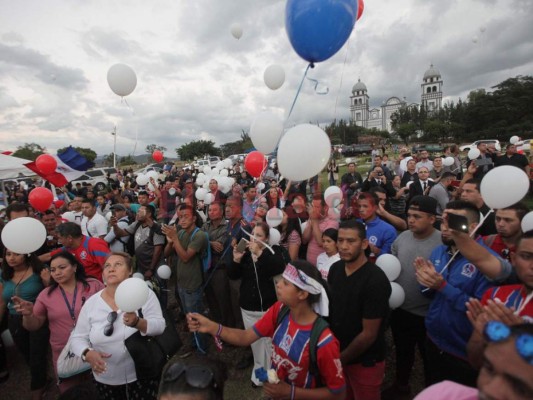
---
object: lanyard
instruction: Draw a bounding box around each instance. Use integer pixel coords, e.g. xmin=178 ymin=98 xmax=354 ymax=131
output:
xmin=59 ymin=284 xmax=79 ymax=324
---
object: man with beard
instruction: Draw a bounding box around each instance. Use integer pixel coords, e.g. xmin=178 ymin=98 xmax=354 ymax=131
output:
xmin=328 ymin=220 xmax=391 ymax=400
xmin=414 ymin=200 xmax=509 ymax=387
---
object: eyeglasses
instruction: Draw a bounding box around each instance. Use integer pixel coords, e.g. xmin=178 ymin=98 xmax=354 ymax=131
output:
xmin=163 ymin=362 xmax=216 ymax=389
xmin=104 ymin=311 xmax=118 ymax=337
xmin=484 ymin=321 xmax=533 ymax=365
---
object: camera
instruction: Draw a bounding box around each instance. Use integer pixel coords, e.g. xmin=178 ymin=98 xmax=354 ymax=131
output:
xmin=377 ymin=172 xmax=383 ymax=177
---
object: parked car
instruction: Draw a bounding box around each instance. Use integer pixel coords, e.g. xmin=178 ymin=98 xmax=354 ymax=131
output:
xmin=134 ymin=163 xmax=165 ymax=175
xmin=342 ymin=144 xmax=373 ymax=156
xmin=412 ymin=143 xmax=444 ymax=153
xmin=71 ymin=173 xmax=108 ymax=192
xmin=459 ymin=139 xmax=500 ymax=152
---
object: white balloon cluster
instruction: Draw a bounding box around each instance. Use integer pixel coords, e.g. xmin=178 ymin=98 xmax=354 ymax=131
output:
xmin=375 ymin=254 xmax=405 ymax=309
xmin=195 ymin=158 xmax=235 ymax=195
xmin=136 ymin=170 xmax=159 ymax=188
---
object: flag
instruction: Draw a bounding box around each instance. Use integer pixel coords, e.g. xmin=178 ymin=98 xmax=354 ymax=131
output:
xmin=25 ymin=146 xmax=94 ymax=187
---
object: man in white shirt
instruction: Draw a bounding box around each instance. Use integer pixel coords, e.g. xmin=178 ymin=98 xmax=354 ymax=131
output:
xmin=104 ymin=204 xmax=131 ymax=252
xmin=81 ymin=198 xmax=108 ymax=239
xmin=415 ymin=150 xmax=434 ymax=172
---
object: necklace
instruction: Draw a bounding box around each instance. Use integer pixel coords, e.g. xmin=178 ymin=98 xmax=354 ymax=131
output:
xmin=13 ymin=266 xmax=31 ymax=295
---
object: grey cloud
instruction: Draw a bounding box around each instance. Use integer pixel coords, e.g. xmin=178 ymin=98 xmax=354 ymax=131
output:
xmin=81 ymin=28 xmax=146 ymax=61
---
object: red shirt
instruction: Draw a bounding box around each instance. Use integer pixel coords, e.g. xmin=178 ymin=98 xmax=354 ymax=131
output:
xmin=253 ymin=302 xmax=346 ymax=392
xmin=483 ymin=234 xmax=515 ymax=262
xmin=481 ymin=285 xmax=533 ymax=321
xmin=52 ymin=236 xmax=110 ymax=281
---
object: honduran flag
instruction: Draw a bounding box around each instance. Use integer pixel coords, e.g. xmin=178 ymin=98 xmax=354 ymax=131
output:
xmin=25 ymin=146 xmax=94 ymax=187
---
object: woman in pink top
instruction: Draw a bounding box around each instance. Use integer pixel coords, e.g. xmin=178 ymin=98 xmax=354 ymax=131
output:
xmin=13 ymin=251 xmax=104 ymax=393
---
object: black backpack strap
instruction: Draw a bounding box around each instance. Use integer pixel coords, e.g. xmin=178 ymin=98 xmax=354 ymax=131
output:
xmin=308 ymin=317 xmax=329 ymax=387
xmin=275 ymin=304 xmax=290 ymax=328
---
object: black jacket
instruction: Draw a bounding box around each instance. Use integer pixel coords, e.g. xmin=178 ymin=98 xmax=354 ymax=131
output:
xmin=228 ymin=245 xmax=286 ymax=312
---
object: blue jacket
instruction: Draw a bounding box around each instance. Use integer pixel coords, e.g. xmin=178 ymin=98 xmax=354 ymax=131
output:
xmin=359 ymin=216 xmax=397 ymax=255
xmin=424 ymin=241 xmax=496 ymax=359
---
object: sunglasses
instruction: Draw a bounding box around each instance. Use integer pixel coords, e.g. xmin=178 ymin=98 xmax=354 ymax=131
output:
xmin=104 ymin=311 xmax=118 ymax=337
xmin=163 ymin=362 xmax=216 ymax=389
xmin=484 ymin=321 xmax=533 ymax=365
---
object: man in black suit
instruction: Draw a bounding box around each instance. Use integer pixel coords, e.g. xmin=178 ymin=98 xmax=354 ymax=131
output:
xmin=362 ymin=166 xmax=395 ymax=198
xmin=407 ymin=166 xmax=435 ymax=204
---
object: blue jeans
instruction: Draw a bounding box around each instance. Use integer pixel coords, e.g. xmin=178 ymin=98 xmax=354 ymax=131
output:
xmin=176 ymin=285 xmax=208 ymax=352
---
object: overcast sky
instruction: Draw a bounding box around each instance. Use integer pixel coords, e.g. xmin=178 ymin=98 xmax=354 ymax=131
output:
xmin=0 ymin=0 xmax=532 ymax=157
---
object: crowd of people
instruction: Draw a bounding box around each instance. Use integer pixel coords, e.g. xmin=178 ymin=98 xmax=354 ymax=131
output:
xmin=0 ymin=141 xmax=532 ymax=400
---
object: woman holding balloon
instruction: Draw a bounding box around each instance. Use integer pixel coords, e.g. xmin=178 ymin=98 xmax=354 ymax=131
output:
xmin=0 ymin=249 xmax=49 ymax=400
xmin=70 ymin=252 xmax=165 ymax=399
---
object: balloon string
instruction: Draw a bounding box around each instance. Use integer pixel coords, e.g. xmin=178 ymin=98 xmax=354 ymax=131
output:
xmin=306 ymin=76 xmax=329 ymax=95
xmin=240 ymin=227 xmax=275 ymax=255
xmin=287 ymin=63 xmax=312 ymax=119
xmin=334 ymin=36 xmax=351 ymax=121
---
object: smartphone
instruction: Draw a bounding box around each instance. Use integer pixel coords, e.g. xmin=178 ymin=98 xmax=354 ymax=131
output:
xmin=236 ymin=238 xmax=249 ymax=252
xmin=447 ymin=213 xmax=469 ymax=233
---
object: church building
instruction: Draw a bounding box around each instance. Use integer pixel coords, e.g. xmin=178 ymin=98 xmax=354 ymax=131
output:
xmin=350 ymin=64 xmax=443 ymax=132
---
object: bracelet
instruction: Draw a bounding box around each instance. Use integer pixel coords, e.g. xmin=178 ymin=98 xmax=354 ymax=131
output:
xmin=290 ymin=383 xmax=296 ymax=400
xmin=133 ymin=316 xmax=141 ymax=328
xmin=216 ymin=323 xmax=223 ymax=337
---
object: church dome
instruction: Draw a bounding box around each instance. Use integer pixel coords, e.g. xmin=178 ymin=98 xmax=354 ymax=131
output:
xmin=423 ymin=64 xmax=441 ymax=79
xmin=352 ymin=79 xmax=367 ymax=94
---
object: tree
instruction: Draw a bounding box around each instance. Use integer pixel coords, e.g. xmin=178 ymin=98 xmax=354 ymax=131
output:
xmin=12 ymin=143 xmax=46 ymax=160
xmin=145 ymin=144 xmax=168 ymax=154
xmin=220 ymin=130 xmax=253 ymax=156
xmin=119 ymin=155 xmax=137 ymax=166
xmin=57 ymin=147 xmax=97 ymax=163
xmin=395 ymin=123 xmax=417 ymax=144
xmin=102 ymin=153 xmax=115 ymax=166
xmin=176 ymin=140 xmax=220 ymax=161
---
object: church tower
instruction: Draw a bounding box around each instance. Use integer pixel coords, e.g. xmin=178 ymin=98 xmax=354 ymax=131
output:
xmin=350 ymin=79 xmax=369 ymax=128
xmin=421 ymin=64 xmax=443 ymax=112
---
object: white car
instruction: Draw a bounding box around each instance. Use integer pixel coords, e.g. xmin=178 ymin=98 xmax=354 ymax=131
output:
xmin=459 ymin=139 xmax=500 ymax=152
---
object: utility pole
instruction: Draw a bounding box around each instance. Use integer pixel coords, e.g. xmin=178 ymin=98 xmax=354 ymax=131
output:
xmin=111 ymin=126 xmax=117 ymax=168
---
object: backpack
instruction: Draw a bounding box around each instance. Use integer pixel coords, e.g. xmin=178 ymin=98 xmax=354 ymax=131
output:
xmin=275 ymin=305 xmax=329 ymax=387
xmin=125 ymin=222 xmax=162 ymax=256
xmin=178 ymin=227 xmax=212 ymax=273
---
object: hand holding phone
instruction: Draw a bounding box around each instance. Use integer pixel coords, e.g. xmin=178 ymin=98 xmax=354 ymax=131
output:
xmin=236 ymin=238 xmax=249 ymax=253
xmin=447 ymin=212 xmax=469 ymax=233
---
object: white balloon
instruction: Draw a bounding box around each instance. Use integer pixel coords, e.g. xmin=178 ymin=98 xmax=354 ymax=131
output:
xmin=510 ymin=136 xmax=520 ymax=145
xmin=195 ymin=188 xmax=208 ymax=201
xmin=204 ymin=193 xmax=214 ymax=205
xmin=480 ymin=26 xmax=486 ymax=33
xmin=250 ymin=112 xmax=284 ymax=154
xmin=263 ymin=64 xmax=285 ymax=90
xmin=147 ymin=170 xmax=159 ymax=180
xmin=136 ymin=174 xmax=149 ymax=186
xmin=257 ymin=182 xmax=265 ymax=192
xmin=146 ymin=281 xmax=154 ymax=290
xmin=443 ymin=156 xmax=455 ymax=167
xmin=480 ymin=166 xmax=530 ymax=209
xmin=105 ymin=211 xmax=113 ymax=221
xmin=223 ymin=159 xmax=233 ymax=169
xmin=230 ymin=23 xmax=243 ymax=39
xmin=197 ymin=172 xmax=206 ymax=179
xmin=345 ymin=158 xmax=352 ymax=163
xmin=468 ymin=148 xmax=480 ymax=160
xmin=61 ymin=211 xmax=76 ymax=223
xmin=324 ymin=186 xmax=342 ymax=207
xmin=147 ymin=183 xmax=156 ymax=192
xmin=115 ymin=278 xmax=149 ymax=312
xmin=220 ymin=169 xmax=229 ymax=177
xmin=216 ymin=161 xmax=225 ymax=170
xmin=495 ymin=142 xmax=501 ymax=152
xmin=376 ymin=254 xmax=402 ymax=282
xmin=169 ymin=188 xmax=176 ymax=196
xmin=132 ymin=272 xmax=144 ymax=280
xmin=203 ymin=166 xmax=211 ymax=175
xmin=196 ymin=177 xmax=205 ymax=186
xmin=203 ymin=181 xmax=210 ymax=189
xmin=278 ymin=124 xmax=331 ymax=181
xmin=266 ymin=208 xmax=283 ymax=228
xmin=389 ymin=282 xmax=405 ymax=309
xmin=107 ymin=63 xmax=137 ymax=97
xmin=399 ymin=156 xmax=413 ymax=172
xmin=521 ymin=211 xmax=533 ymax=233
xmin=472 ymin=36 xmax=478 ymax=44
xmin=268 ymin=228 xmax=281 ymax=246
xmin=0 ymin=329 xmax=14 ymax=347
xmin=1 ymin=217 xmax=46 ymax=254
xmin=406 ymin=181 xmax=414 ymax=188
xmin=157 ymin=265 xmax=172 ymax=280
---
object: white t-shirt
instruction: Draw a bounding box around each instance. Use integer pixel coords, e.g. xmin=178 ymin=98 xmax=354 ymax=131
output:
xmin=104 ymin=217 xmax=130 ymax=252
xmin=81 ymin=213 xmax=108 ymax=238
xmin=72 ymin=211 xmax=83 ymax=226
xmin=70 ymin=289 xmax=165 ymax=385
xmin=316 ymin=252 xmax=341 ymax=280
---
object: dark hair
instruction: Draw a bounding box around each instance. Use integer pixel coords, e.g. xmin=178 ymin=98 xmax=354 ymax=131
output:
xmin=1 ymin=249 xmax=44 ymax=281
xmin=81 ymin=198 xmax=94 ymax=205
xmin=311 ymin=194 xmax=326 ymax=207
xmin=225 ymin=195 xmax=243 ymax=209
xmin=358 ymin=192 xmax=378 ymax=207
xmin=369 ymin=186 xmax=387 ymax=197
xmin=56 ymin=222 xmax=83 ymax=238
xmin=516 ymin=230 xmax=533 ymax=247
xmin=280 ymin=207 xmax=302 ymax=245
xmin=43 ymin=209 xmax=56 ymax=217
xmin=445 ymin=200 xmax=480 ymax=224
xmin=5 ymin=202 xmax=29 ymax=220
xmin=158 ymin=356 xmax=227 ymax=400
xmin=339 ymin=220 xmax=367 ymax=241
xmin=290 ymin=260 xmax=330 ymax=307
xmin=464 ymin=179 xmax=481 ymax=191
xmin=253 ymin=221 xmax=270 ymax=239
xmin=322 ymin=228 xmax=338 ymax=242
xmin=141 ymin=204 xmax=157 ymax=219
xmin=47 ymin=251 xmax=89 ymax=295
xmin=500 ymin=202 xmax=529 ymax=222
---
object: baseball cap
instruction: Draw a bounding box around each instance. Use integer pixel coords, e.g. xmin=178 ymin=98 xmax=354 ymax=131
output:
xmin=409 ymin=195 xmax=437 ymax=215
xmin=110 ymin=204 xmax=127 ymax=212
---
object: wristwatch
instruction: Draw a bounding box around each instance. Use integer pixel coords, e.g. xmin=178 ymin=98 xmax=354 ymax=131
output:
xmin=81 ymin=347 xmax=94 ymax=362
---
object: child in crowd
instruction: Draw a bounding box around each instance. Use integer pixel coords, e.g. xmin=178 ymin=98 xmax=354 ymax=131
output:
xmin=316 ymin=229 xmax=340 ymax=281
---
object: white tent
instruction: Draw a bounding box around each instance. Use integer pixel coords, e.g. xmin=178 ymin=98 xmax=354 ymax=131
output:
xmin=0 ymin=154 xmax=33 ymax=179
